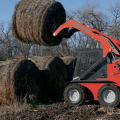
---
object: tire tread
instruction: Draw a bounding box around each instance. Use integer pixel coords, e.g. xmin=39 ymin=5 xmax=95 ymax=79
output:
xmin=98 ymin=84 xmax=120 ymax=107
xmin=64 ymin=83 xmax=86 ymax=105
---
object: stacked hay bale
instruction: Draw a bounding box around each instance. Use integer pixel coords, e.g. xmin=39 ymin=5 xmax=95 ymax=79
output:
xmin=29 ymin=56 xmax=67 ymax=102
xmin=0 ymin=59 xmax=42 ymax=105
xmin=0 ymin=60 xmax=12 ymax=66
xmin=61 ymin=56 xmax=77 ymax=83
xmin=12 ymin=0 xmax=66 ymax=46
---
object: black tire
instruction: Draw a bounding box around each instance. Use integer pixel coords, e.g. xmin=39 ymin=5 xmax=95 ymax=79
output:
xmin=64 ymin=83 xmax=86 ymax=105
xmin=98 ymin=84 xmax=120 ymax=107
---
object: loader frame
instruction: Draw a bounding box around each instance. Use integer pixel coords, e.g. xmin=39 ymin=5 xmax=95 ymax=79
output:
xmin=54 ymin=19 xmax=120 ymax=102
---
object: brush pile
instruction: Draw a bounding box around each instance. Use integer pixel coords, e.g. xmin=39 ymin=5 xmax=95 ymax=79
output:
xmin=12 ymin=0 xmax=66 ymax=46
xmin=0 ymin=59 xmax=42 ymax=105
xmin=29 ymin=56 xmax=67 ymax=102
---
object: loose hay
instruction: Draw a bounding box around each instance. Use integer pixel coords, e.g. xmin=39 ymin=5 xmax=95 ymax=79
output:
xmin=61 ymin=56 xmax=76 ymax=83
xmin=29 ymin=56 xmax=67 ymax=102
xmin=12 ymin=0 xmax=66 ymax=46
xmin=0 ymin=59 xmax=42 ymax=105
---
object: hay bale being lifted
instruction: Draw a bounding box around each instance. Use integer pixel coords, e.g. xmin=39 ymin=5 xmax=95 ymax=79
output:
xmin=12 ymin=0 xmax=66 ymax=46
xmin=61 ymin=56 xmax=76 ymax=83
xmin=29 ymin=56 xmax=67 ymax=102
xmin=0 ymin=59 xmax=42 ymax=105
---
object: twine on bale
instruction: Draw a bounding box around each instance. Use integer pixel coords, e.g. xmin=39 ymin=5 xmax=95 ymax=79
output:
xmin=29 ymin=56 xmax=67 ymax=102
xmin=0 ymin=59 xmax=42 ymax=105
xmin=12 ymin=0 xmax=66 ymax=46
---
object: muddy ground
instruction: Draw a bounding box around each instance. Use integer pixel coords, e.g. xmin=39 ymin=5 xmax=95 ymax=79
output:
xmin=0 ymin=101 xmax=120 ymax=120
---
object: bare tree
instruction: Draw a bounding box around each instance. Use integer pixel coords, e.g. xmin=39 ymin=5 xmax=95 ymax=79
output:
xmin=0 ymin=21 xmax=34 ymax=60
xmin=65 ymin=1 xmax=109 ymax=50
xmin=0 ymin=21 xmax=13 ymax=60
xmin=108 ymin=1 xmax=120 ymax=40
xmin=77 ymin=1 xmax=109 ymax=49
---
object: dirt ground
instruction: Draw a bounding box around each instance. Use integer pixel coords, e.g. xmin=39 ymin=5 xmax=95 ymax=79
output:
xmin=0 ymin=101 xmax=120 ymax=120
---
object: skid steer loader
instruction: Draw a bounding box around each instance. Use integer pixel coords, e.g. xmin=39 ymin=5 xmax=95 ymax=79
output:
xmin=53 ymin=19 xmax=120 ymax=107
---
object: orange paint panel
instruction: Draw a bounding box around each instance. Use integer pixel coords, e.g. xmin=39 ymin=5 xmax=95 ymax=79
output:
xmin=78 ymin=83 xmax=107 ymax=100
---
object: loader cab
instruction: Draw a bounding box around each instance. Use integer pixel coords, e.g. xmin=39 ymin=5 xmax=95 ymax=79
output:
xmin=72 ymin=49 xmax=108 ymax=82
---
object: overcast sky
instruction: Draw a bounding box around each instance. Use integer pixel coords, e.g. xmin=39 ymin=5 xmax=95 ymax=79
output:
xmin=0 ymin=0 xmax=119 ymax=22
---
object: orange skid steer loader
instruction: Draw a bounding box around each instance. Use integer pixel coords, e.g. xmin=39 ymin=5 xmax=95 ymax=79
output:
xmin=53 ymin=19 xmax=120 ymax=107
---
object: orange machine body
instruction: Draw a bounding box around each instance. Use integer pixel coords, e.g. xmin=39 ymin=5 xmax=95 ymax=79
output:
xmin=54 ymin=19 xmax=120 ymax=101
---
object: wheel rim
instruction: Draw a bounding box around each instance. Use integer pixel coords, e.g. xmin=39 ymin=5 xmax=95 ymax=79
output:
xmin=102 ymin=89 xmax=116 ymax=103
xmin=68 ymin=89 xmax=80 ymax=102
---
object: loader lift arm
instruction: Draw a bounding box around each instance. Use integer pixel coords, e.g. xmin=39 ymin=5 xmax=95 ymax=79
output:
xmin=53 ymin=19 xmax=120 ymax=58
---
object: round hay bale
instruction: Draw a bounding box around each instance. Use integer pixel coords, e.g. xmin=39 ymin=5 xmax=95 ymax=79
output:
xmin=30 ymin=56 xmax=67 ymax=102
xmin=28 ymin=57 xmax=42 ymax=65
xmin=0 ymin=60 xmax=12 ymax=66
xmin=12 ymin=0 xmax=66 ymax=46
xmin=61 ymin=56 xmax=77 ymax=83
xmin=0 ymin=59 xmax=42 ymax=105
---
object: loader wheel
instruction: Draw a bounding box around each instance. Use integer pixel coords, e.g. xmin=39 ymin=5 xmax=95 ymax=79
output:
xmin=98 ymin=84 xmax=120 ymax=107
xmin=64 ymin=83 xmax=86 ymax=105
